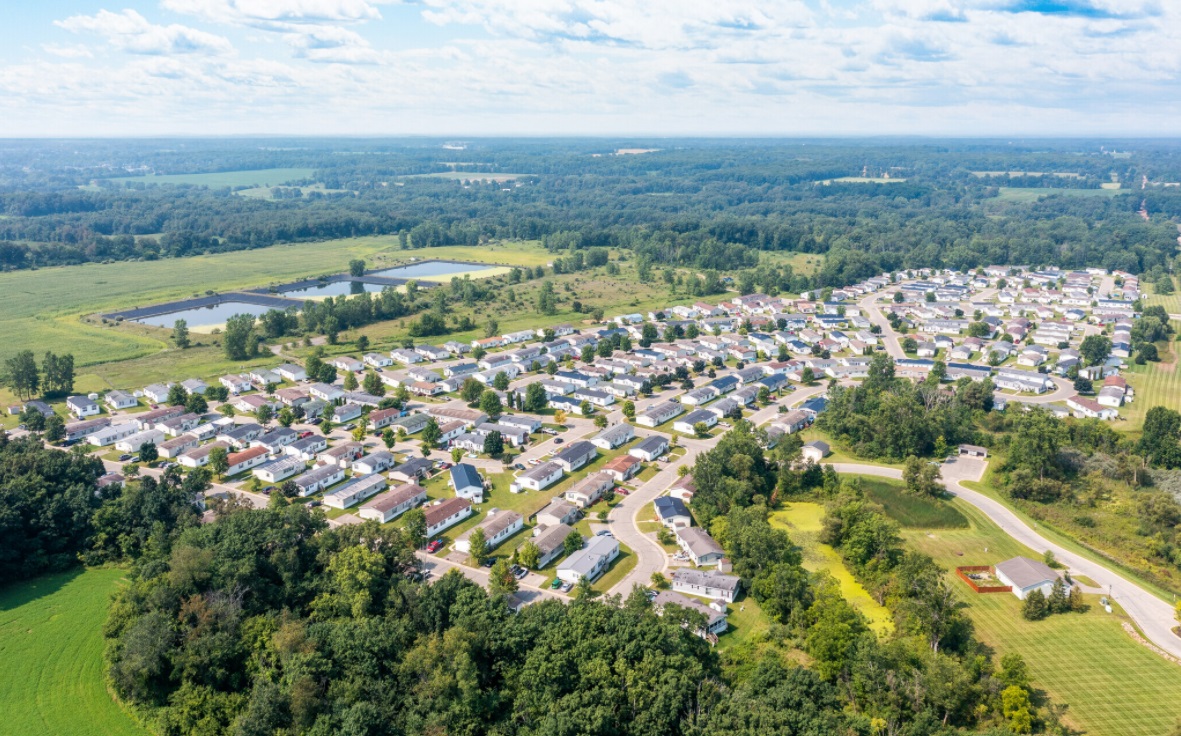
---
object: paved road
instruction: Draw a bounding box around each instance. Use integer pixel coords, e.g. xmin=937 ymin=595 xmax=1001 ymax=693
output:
xmin=416 ymin=550 xmax=564 ymax=603
xmin=605 ymin=445 xmax=703 ymax=596
xmin=829 ymin=460 xmax=1181 ymax=660
xmin=858 ymin=291 xmax=906 ymax=359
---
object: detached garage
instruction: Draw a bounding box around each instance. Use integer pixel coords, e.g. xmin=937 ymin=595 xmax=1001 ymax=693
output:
xmin=994 ymin=556 xmax=1060 ymax=601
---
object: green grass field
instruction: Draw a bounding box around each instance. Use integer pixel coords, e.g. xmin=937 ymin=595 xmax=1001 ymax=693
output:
xmin=0 ymin=568 xmax=146 ymax=736
xmin=106 ymin=168 xmax=315 ymax=188
xmin=759 ymin=251 xmax=823 ymax=277
xmin=771 ymin=502 xmax=893 ymax=635
xmin=905 ymin=501 xmax=1181 ymax=736
xmin=995 ymin=187 xmax=1127 ymax=202
xmin=0 ymin=238 xmax=554 ymax=380
xmin=852 ymin=475 xmax=969 ymax=529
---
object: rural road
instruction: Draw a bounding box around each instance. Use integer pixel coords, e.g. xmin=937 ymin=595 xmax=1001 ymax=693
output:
xmin=830 ymin=460 xmax=1181 ymax=660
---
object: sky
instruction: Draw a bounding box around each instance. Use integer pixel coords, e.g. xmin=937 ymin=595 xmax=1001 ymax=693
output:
xmin=0 ymin=0 xmax=1178 ymax=137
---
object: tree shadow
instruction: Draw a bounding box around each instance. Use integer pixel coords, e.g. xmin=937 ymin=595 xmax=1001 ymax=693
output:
xmin=0 ymin=567 xmax=85 ymax=612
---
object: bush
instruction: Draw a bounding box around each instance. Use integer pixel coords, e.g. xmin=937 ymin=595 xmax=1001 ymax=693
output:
xmin=1021 ymin=590 xmax=1049 ymax=621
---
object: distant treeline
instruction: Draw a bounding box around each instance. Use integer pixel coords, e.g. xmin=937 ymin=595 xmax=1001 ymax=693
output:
xmin=2 ymin=140 xmax=1181 ymax=287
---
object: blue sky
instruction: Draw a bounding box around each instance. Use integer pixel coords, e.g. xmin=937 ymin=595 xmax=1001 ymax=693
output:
xmin=0 ymin=0 xmax=1177 ymax=136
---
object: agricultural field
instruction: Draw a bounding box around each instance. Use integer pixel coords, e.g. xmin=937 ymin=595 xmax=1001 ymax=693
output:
xmin=817 ymin=176 xmax=906 ymax=184
xmin=970 ymin=171 xmax=1082 ymax=178
xmin=0 ymin=568 xmax=146 ymax=736
xmin=400 ymin=172 xmax=534 ymax=182
xmin=995 ymin=187 xmax=1126 ymax=203
xmin=105 ymin=167 xmax=315 ymax=188
xmin=770 ymin=502 xmax=893 ymax=635
xmin=906 ymin=501 xmax=1181 ymax=736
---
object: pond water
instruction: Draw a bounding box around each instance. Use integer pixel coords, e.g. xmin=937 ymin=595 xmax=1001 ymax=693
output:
xmin=368 ymin=261 xmax=495 ymax=279
xmin=276 ymin=280 xmax=389 ymax=299
xmin=133 ymin=301 xmax=284 ymax=329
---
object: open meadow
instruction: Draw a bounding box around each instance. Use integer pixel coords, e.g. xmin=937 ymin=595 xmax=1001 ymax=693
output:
xmin=995 ymin=187 xmax=1126 ymax=203
xmin=906 ymin=500 xmax=1181 ymax=736
xmin=106 ymin=167 xmax=315 ymax=188
xmin=0 ymin=568 xmax=146 ymax=736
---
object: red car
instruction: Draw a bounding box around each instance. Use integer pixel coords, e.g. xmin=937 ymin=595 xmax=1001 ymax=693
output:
xmin=425 ymin=540 xmax=444 ymax=553
xmin=615 ymin=488 xmax=629 ymax=496
xmin=298 ymin=430 xmax=314 ymax=439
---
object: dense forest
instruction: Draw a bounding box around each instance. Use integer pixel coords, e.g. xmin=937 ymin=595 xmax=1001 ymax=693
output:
xmin=1 ymin=139 xmax=1180 ymax=287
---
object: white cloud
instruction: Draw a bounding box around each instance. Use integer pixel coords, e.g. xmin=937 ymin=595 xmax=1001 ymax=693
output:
xmin=419 ymin=0 xmax=813 ymax=50
xmin=161 ymin=0 xmax=389 ymax=27
xmin=55 ymin=9 xmax=233 ymax=55
xmin=6 ymin=0 xmax=1181 ymax=135
xmin=41 ymin=43 xmax=95 ymax=59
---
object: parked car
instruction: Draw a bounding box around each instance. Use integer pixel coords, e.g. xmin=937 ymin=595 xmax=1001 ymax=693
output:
xmin=559 ymin=582 xmax=574 ymax=593
xmin=130 ymin=455 xmax=140 ymax=463
xmin=596 ymin=530 xmax=613 ymax=537
xmin=513 ymin=463 xmax=525 ymax=470
xmin=550 ymin=578 xmax=563 ymax=590
xmin=118 ymin=453 xmax=131 ymax=461
xmin=426 ymin=539 xmax=444 ymax=553
xmin=438 ymin=462 xmax=452 ymax=470
xmin=299 ymin=430 xmax=314 ymax=439
xmin=343 ymin=424 xmax=356 ymax=431
xmin=615 ymin=488 xmax=629 ymax=496
xmin=308 ymin=500 xmax=322 ymax=507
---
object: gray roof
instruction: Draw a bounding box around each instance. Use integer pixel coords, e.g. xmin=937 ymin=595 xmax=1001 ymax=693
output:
xmin=996 ymin=556 xmax=1059 ymax=590
xmin=450 ymin=462 xmax=483 ymax=490
xmin=534 ymin=523 xmax=576 ymax=555
xmin=672 ymin=568 xmax=741 ymax=595
xmin=554 ymin=440 xmax=597 ymax=464
xmin=594 ymin=423 xmax=633 ymax=443
xmin=653 ymin=590 xmax=726 ymax=629
xmin=520 ymin=460 xmax=563 ymax=482
xmin=654 ymin=496 xmax=690 ymax=520
xmin=559 ymin=535 xmax=617 ymax=577
xmin=634 ymin=435 xmax=668 ymax=453
xmin=676 ymin=527 xmax=724 ymax=557
xmin=679 ymin=409 xmax=715 ymax=425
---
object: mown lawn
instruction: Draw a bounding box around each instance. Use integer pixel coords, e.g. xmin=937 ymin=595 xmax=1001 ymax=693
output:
xmin=851 ymin=475 xmax=969 ymax=529
xmin=770 ymin=502 xmax=893 ymax=635
xmin=905 ymin=502 xmax=1181 ymax=736
xmin=0 ymin=568 xmax=146 ymax=736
